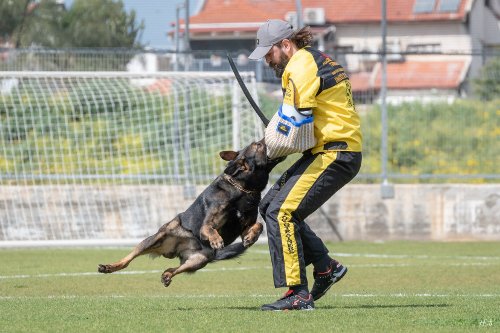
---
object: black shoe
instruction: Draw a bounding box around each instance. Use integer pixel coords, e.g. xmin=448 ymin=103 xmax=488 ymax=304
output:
xmin=310 ymin=259 xmax=348 ymax=301
xmin=261 ymin=292 xmax=315 ymax=311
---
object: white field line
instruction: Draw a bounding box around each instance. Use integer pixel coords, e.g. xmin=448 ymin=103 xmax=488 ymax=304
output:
xmin=0 ymin=262 xmax=497 ymax=280
xmin=334 ymin=253 xmax=500 ymax=261
xmin=339 ymin=293 xmax=500 ymax=298
xmin=249 ymin=250 xmax=500 ymax=261
xmin=1 ymin=293 xmax=499 ymax=300
xmin=0 ymin=266 xmax=270 ymax=280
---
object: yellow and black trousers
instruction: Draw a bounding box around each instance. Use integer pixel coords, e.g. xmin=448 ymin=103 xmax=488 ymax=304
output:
xmin=259 ymin=149 xmax=361 ymax=288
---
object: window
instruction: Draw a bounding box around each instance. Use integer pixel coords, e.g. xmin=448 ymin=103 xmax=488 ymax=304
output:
xmin=413 ymin=0 xmax=436 ymax=13
xmin=335 ymin=45 xmax=354 ymax=54
xmin=438 ymin=0 xmax=461 ymax=12
xmin=406 ymin=43 xmax=441 ymax=53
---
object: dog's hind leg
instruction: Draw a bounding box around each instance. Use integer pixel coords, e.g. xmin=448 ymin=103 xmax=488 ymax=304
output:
xmin=161 ymin=251 xmax=211 ymax=287
xmin=98 ymin=230 xmax=168 ymax=274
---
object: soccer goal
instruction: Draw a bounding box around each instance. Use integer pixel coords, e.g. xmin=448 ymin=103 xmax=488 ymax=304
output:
xmin=0 ymin=71 xmax=264 ymax=247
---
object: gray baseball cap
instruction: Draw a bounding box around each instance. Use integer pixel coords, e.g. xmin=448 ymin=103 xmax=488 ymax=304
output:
xmin=248 ymin=19 xmax=294 ymax=60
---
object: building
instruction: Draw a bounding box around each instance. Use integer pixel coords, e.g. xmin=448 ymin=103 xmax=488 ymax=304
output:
xmin=174 ymin=0 xmax=500 ymax=101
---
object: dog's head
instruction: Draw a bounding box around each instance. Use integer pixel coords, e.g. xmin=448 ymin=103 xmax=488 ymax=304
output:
xmin=219 ymin=140 xmax=271 ymax=192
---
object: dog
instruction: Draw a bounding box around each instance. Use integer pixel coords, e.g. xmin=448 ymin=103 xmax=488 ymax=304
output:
xmin=98 ymin=140 xmax=277 ymax=287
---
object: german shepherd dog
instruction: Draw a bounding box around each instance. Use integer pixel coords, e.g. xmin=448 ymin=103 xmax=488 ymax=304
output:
xmin=98 ymin=140 xmax=276 ymax=287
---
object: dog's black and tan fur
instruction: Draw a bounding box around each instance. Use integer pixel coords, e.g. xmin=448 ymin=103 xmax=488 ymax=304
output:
xmin=98 ymin=141 xmax=276 ymax=287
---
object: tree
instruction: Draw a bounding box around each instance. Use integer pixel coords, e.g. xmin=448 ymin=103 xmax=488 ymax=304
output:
xmin=64 ymin=0 xmax=143 ymax=48
xmin=0 ymin=0 xmax=144 ymax=48
xmin=17 ymin=0 xmax=67 ymax=48
xmin=0 ymin=0 xmax=31 ymax=45
xmin=473 ymin=56 xmax=500 ymax=101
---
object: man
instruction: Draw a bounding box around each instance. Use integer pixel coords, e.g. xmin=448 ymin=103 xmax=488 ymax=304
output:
xmin=248 ymin=19 xmax=362 ymax=311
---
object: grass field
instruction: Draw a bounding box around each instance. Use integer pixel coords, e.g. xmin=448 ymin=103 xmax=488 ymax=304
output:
xmin=1 ymin=241 xmax=499 ymax=332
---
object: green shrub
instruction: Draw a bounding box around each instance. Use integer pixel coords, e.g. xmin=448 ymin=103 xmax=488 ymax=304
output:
xmin=1 ymin=85 xmax=498 ymax=184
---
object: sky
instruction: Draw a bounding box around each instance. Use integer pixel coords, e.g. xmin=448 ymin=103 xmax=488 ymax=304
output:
xmin=64 ymin=0 xmax=203 ymax=49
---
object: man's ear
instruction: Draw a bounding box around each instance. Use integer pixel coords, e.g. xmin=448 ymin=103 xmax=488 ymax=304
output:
xmin=219 ymin=151 xmax=239 ymax=161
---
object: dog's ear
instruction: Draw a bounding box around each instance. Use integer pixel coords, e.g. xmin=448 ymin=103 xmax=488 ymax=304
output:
xmin=219 ymin=150 xmax=239 ymax=161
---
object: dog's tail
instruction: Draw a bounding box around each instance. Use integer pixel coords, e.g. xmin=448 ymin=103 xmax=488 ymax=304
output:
xmin=213 ymin=242 xmax=247 ymax=261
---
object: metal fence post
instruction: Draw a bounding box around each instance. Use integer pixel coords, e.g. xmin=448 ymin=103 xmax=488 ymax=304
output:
xmin=183 ymin=90 xmax=195 ymax=199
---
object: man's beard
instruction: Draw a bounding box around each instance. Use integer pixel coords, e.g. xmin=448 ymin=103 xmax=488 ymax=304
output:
xmin=269 ymin=51 xmax=289 ymax=78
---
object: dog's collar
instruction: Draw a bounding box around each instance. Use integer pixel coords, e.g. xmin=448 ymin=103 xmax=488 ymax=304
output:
xmin=222 ymin=174 xmax=258 ymax=194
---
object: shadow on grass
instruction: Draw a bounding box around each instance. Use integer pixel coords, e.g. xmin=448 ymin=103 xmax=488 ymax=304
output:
xmin=172 ymin=306 xmax=262 ymax=311
xmin=171 ymin=304 xmax=450 ymax=311
xmin=326 ymin=303 xmax=450 ymax=310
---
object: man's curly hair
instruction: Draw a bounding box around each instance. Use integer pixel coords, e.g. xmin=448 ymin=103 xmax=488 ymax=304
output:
xmin=290 ymin=26 xmax=313 ymax=49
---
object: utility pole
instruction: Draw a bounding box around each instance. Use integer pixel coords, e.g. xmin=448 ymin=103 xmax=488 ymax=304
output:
xmin=380 ymin=0 xmax=394 ymax=199
xmin=184 ymin=0 xmax=190 ymax=51
xmin=184 ymin=0 xmax=191 ymax=71
xmin=174 ymin=3 xmax=184 ymax=71
xmin=295 ymin=0 xmax=304 ymax=29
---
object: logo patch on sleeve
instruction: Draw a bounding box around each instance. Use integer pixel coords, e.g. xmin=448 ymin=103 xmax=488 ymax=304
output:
xmin=277 ymin=122 xmax=291 ymax=136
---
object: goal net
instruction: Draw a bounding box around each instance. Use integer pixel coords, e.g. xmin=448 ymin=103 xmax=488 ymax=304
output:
xmin=0 ymin=71 xmax=264 ymax=247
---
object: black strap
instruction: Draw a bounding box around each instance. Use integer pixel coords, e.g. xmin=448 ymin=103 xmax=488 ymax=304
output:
xmin=226 ymin=53 xmax=269 ymax=127
xmin=324 ymin=141 xmax=348 ymax=150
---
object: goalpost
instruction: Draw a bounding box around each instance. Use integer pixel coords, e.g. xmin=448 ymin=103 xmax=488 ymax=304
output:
xmin=0 ymin=71 xmax=264 ymax=247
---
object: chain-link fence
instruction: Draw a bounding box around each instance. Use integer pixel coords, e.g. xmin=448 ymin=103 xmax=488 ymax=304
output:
xmin=1 ymin=48 xmax=499 ymax=184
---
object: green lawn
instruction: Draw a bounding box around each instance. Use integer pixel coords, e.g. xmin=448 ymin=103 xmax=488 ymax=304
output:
xmin=1 ymin=241 xmax=499 ymax=332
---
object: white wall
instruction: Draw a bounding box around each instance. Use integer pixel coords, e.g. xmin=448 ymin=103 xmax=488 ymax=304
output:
xmin=335 ymin=22 xmax=472 ymax=53
xmin=307 ymin=184 xmax=500 ymax=241
xmin=468 ymin=0 xmax=500 ymax=77
xmin=470 ymin=0 xmax=500 ymax=45
xmin=1 ymin=184 xmax=499 ymax=242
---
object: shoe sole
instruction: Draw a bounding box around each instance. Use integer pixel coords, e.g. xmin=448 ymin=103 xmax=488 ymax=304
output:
xmin=312 ymin=266 xmax=348 ymax=301
xmin=262 ymin=306 xmax=315 ymax=312
xmin=276 ymin=307 xmax=315 ymax=312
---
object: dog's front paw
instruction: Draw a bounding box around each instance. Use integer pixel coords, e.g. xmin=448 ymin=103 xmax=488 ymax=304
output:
xmin=243 ymin=223 xmax=263 ymax=247
xmin=209 ymin=235 xmax=224 ymax=249
xmin=243 ymin=234 xmax=259 ymax=247
xmin=243 ymin=237 xmax=254 ymax=248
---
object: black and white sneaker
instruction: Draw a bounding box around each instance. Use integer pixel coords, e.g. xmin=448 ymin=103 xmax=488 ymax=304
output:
xmin=261 ymin=291 xmax=315 ymax=311
xmin=310 ymin=259 xmax=348 ymax=301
